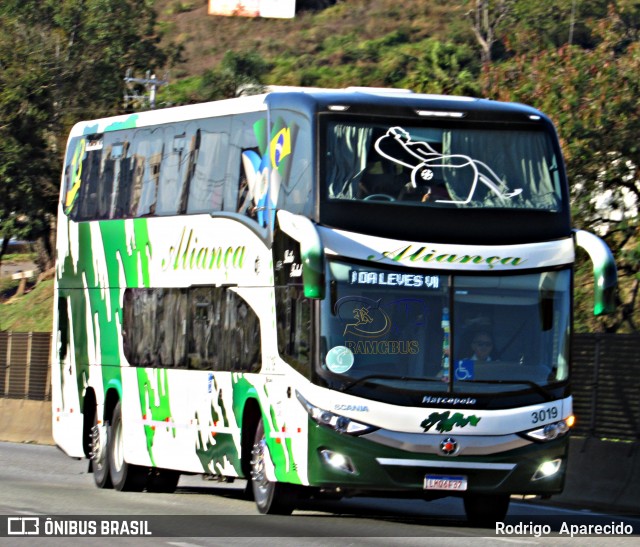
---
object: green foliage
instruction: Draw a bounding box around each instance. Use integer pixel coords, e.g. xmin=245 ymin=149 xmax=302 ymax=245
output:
xmin=265 ymin=28 xmax=481 ymax=94
xmin=296 ymin=0 xmax=337 ymax=11
xmin=0 ymin=1 xmax=171 ymax=269
xmin=167 ymin=1 xmax=195 ymax=15
xmin=199 ymin=51 xmax=270 ymax=100
xmin=160 ymin=75 xmax=203 ymax=105
xmin=482 ymin=7 xmax=640 ymax=332
xmin=0 ymin=279 xmax=54 ymax=332
xmin=504 ymin=0 xmax=610 ymax=52
xmin=0 ymin=16 xmax=57 ymax=265
xmin=402 ymin=39 xmax=481 ymax=96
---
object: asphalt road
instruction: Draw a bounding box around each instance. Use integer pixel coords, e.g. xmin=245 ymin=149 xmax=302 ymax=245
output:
xmin=0 ymin=442 xmax=638 ymax=546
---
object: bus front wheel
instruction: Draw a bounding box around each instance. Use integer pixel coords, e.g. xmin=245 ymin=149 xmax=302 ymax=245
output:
xmin=108 ymin=401 xmax=147 ymax=492
xmin=463 ymin=493 xmax=510 ymax=527
xmin=250 ymin=419 xmax=296 ymax=515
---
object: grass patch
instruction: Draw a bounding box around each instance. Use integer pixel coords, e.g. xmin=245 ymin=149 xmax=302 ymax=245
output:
xmin=1 ymin=252 xmax=37 ymax=263
xmin=0 ymin=279 xmax=54 ymax=332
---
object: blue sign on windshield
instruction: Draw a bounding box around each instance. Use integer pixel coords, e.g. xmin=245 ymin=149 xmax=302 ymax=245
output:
xmin=455 ymin=359 xmax=475 ymax=381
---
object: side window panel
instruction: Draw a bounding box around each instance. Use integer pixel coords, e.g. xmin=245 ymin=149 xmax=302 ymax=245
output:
xmin=62 ymin=112 xmax=287 ymax=222
xmin=130 ymin=129 xmax=164 ymax=217
xmin=275 ymin=285 xmax=311 ymax=378
xmin=187 ymin=118 xmax=231 ymax=214
xmin=122 ymin=288 xmax=188 ymax=367
xmin=188 ymin=287 xmax=261 ymax=372
xmin=65 ymin=135 xmax=103 ymax=221
xmin=116 ymin=147 xmax=135 ymax=218
xmin=156 ymin=124 xmax=190 ymax=215
xmin=63 ymin=137 xmax=84 ymax=218
xmin=273 ymin=229 xmax=312 ymax=378
xmin=104 ymin=140 xmax=128 ymax=219
xmin=229 ymin=113 xmax=267 ymax=223
xmin=270 ymin=109 xmax=314 ymax=217
xmin=123 ymin=287 xmax=261 ymax=373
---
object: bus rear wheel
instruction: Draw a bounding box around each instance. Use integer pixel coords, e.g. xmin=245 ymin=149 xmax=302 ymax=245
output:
xmin=250 ymin=419 xmax=296 ymax=515
xmin=109 ymin=401 xmax=148 ymax=492
xmin=463 ymin=493 xmax=510 ymax=527
xmin=90 ymin=411 xmax=112 ymax=489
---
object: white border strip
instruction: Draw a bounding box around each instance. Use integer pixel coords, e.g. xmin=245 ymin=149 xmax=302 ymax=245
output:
xmin=376 ymin=458 xmax=516 ymax=470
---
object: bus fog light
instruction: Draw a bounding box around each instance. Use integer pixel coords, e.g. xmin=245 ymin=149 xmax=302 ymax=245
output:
xmin=532 ymin=458 xmax=562 ymax=481
xmin=320 ymin=449 xmax=357 ymax=475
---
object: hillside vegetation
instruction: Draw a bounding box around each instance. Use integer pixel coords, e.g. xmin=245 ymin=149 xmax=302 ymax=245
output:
xmin=155 ymin=0 xmax=466 ymax=79
xmin=1 ymin=0 xmax=638 ymax=332
xmin=0 ymin=279 xmax=54 ymax=332
xmin=154 ymin=0 xmax=476 ymax=102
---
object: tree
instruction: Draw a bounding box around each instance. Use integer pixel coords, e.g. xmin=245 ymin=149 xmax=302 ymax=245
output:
xmin=466 ymin=0 xmax=513 ymax=64
xmin=481 ymin=8 xmax=640 ymax=332
xmin=403 ymin=39 xmax=481 ymax=96
xmin=198 ymin=51 xmax=269 ymax=101
xmin=503 ymin=0 xmax=610 ymax=52
xmin=0 ymin=16 xmax=58 ymax=268
xmin=0 ymin=1 xmax=171 ymax=271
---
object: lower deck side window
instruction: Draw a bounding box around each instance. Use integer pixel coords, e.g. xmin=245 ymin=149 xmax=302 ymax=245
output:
xmin=275 ymin=285 xmax=312 ymax=377
xmin=122 ymin=287 xmax=261 ymax=372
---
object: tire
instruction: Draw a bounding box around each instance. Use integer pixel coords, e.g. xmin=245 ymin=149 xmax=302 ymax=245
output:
xmin=250 ymin=419 xmax=296 ymax=515
xmin=90 ymin=410 xmax=112 ymax=489
xmin=463 ymin=493 xmax=510 ymax=527
xmin=108 ymin=401 xmax=148 ymax=492
xmin=146 ymin=468 xmax=180 ymax=493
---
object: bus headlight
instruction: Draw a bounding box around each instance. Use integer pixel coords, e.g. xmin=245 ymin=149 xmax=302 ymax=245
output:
xmin=521 ymin=417 xmax=573 ymax=442
xmin=296 ymin=392 xmax=377 ymax=436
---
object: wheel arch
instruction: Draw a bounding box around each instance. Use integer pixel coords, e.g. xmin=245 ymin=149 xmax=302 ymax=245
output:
xmin=241 ymin=397 xmax=262 ymax=479
xmin=103 ymin=387 xmax=120 ymax=425
xmin=81 ymin=384 xmax=121 ymax=459
xmin=82 ymin=388 xmax=97 ymax=459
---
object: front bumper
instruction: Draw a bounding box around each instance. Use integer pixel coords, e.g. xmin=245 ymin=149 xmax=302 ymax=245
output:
xmin=307 ymin=421 xmax=568 ymax=496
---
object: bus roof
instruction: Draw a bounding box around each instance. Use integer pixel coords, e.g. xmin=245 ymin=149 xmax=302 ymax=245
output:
xmin=67 ymin=87 xmax=547 ymax=138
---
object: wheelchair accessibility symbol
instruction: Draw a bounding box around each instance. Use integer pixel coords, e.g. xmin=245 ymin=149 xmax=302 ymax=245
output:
xmin=454 ymin=359 xmax=475 ymax=381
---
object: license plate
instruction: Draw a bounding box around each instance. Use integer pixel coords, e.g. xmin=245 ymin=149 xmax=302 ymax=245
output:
xmin=424 ymin=474 xmax=468 ymax=491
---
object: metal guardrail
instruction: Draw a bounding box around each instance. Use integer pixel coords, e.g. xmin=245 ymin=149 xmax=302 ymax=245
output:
xmin=571 ymin=333 xmax=640 ymax=442
xmin=0 ymin=331 xmax=638 ymax=440
xmin=0 ymin=332 xmax=51 ymax=401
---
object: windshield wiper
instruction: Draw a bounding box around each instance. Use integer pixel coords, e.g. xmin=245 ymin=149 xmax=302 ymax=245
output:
xmin=461 ymin=379 xmax=553 ymax=401
xmin=340 ymin=374 xmax=439 ymax=393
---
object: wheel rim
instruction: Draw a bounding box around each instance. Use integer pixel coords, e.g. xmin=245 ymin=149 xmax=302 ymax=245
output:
xmin=251 ymin=436 xmax=270 ymax=505
xmin=112 ymin=419 xmax=124 ymax=473
xmin=90 ymin=423 xmax=107 ymax=473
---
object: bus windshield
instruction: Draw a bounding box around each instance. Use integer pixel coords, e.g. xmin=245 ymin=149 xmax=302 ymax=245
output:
xmin=324 ymin=119 xmax=563 ymax=211
xmin=319 ymin=261 xmax=570 ymax=398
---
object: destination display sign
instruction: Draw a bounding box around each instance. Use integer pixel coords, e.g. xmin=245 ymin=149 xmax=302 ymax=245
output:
xmin=349 ymin=270 xmax=441 ymax=289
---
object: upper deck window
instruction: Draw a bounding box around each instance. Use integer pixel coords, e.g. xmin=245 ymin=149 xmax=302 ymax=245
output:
xmin=324 ymin=119 xmax=563 ymax=211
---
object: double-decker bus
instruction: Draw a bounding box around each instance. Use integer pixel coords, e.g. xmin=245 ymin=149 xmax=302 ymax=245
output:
xmin=51 ymin=87 xmax=617 ymax=523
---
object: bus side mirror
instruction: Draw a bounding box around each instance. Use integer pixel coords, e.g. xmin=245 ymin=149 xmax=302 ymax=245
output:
xmin=276 ymin=211 xmax=325 ymax=300
xmin=574 ymin=229 xmax=618 ymax=316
